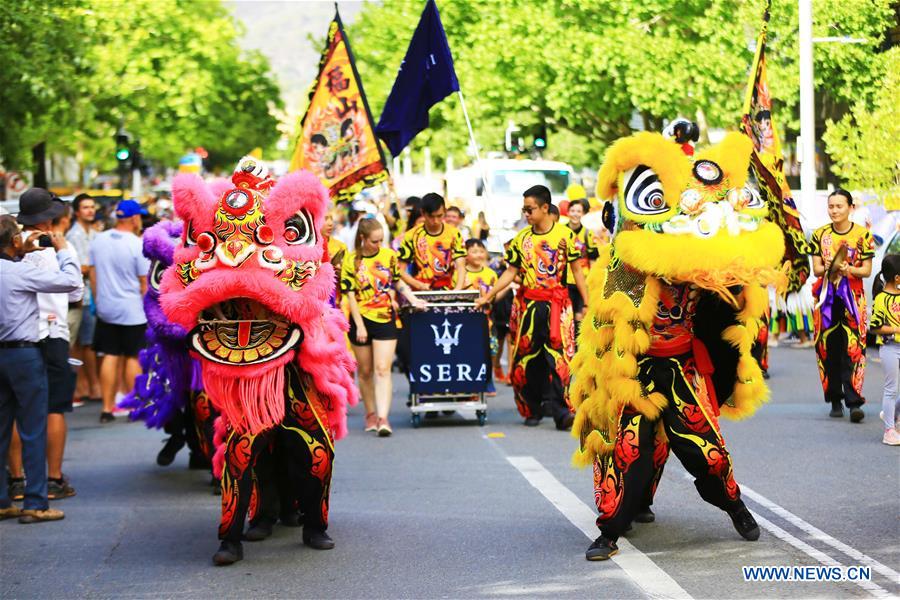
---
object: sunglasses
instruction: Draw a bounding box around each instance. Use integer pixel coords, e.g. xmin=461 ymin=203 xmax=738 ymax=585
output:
xmin=521 ymin=206 xmax=535 ymax=214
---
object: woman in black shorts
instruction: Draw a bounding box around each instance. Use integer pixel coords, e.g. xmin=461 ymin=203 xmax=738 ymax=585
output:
xmin=340 ymin=218 xmax=425 ymax=436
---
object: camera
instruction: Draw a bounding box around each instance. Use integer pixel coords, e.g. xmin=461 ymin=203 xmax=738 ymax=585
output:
xmin=38 ymin=234 xmax=53 ymax=248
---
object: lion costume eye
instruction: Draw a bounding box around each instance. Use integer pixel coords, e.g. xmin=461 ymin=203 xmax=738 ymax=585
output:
xmin=623 ymin=165 xmax=668 ymax=215
xmin=148 ymin=260 xmax=166 ymax=291
xmin=284 ymin=210 xmax=315 ymax=246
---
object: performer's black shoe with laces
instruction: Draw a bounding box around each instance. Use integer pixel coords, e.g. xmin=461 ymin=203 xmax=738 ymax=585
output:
xmin=585 ymin=535 xmax=618 ymax=561
xmin=727 ymin=505 xmax=760 ymax=541
xmin=212 ymin=540 xmax=243 ymax=565
xmin=829 ymin=401 xmax=844 ymax=418
xmin=303 ymin=527 xmax=335 ymax=550
xmin=634 ymin=507 xmax=655 ymax=523
xmin=156 ymin=435 xmax=185 ymax=466
xmin=524 ymin=417 xmax=541 ymax=427
xmin=244 ymin=518 xmax=274 ymax=541
xmin=849 ymin=407 xmax=865 ymax=423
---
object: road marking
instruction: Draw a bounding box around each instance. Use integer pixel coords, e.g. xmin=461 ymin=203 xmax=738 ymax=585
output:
xmin=507 ymin=456 xmax=693 ymax=600
xmin=740 ymin=484 xmax=900 ymax=586
xmin=677 ymin=471 xmax=897 ymax=596
xmin=751 ymin=512 xmax=893 ymax=598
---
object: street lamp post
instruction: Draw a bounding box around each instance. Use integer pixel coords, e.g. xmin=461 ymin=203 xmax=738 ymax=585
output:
xmin=797 ymin=0 xmax=867 ymax=214
xmin=798 ymin=0 xmax=815 ymax=212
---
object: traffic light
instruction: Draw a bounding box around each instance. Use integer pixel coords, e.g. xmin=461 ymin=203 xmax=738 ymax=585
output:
xmin=115 ymin=131 xmax=131 ymax=163
xmin=532 ymin=124 xmax=547 ymax=151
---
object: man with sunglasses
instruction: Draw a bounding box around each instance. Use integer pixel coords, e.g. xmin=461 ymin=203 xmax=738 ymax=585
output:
xmin=477 ymin=185 xmax=588 ymax=430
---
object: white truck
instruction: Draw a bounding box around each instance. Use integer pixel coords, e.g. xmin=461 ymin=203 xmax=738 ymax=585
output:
xmin=445 ymin=158 xmax=575 ymax=253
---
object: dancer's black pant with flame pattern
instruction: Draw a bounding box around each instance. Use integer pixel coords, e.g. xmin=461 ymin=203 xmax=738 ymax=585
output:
xmin=218 ymin=364 xmax=333 ymax=543
xmin=593 ymin=355 xmax=742 ymax=540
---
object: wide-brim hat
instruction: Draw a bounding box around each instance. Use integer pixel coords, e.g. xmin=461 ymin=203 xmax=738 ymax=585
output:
xmin=16 ymin=188 xmax=65 ymax=226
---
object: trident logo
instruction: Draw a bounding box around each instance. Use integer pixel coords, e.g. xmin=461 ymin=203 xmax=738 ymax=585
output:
xmin=431 ymin=319 xmax=462 ymax=355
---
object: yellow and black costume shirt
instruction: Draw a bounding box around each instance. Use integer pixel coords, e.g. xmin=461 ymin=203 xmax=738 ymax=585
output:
xmin=565 ymin=224 xmax=599 ymax=285
xmin=340 ymin=247 xmax=400 ymax=323
xmin=453 ymin=266 xmax=498 ymax=297
xmin=870 ymin=291 xmax=900 ymax=345
xmin=398 ymin=223 xmax=465 ymax=289
xmin=808 ymin=223 xmax=875 ymax=267
xmin=506 ymin=223 xmax=580 ymax=290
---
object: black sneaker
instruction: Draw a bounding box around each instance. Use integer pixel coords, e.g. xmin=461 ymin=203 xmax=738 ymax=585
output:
xmin=244 ymin=518 xmax=274 ymax=542
xmin=555 ymin=412 xmax=575 ymax=431
xmin=585 ymin=535 xmax=618 ymax=561
xmin=212 ymin=540 xmax=243 ymax=565
xmin=7 ymin=477 xmax=24 ymax=501
xmin=634 ymin=507 xmax=655 ymax=523
xmin=99 ymin=412 xmax=115 ymax=424
xmin=302 ymin=527 xmax=335 ymax=550
xmin=47 ymin=477 xmax=76 ymax=500
xmin=156 ymin=435 xmax=185 ymax=466
xmin=829 ymin=401 xmax=844 ymax=418
xmin=849 ymin=407 xmax=865 ymax=423
xmin=524 ymin=417 xmax=541 ymax=427
xmin=728 ymin=505 xmax=760 ymax=541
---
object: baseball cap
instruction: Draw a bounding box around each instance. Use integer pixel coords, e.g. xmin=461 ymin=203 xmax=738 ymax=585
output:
xmin=116 ymin=199 xmax=149 ymax=218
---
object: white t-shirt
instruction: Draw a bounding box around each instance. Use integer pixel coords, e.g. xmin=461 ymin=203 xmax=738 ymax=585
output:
xmin=88 ymin=229 xmax=150 ymax=325
xmin=22 ymin=237 xmax=84 ymax=341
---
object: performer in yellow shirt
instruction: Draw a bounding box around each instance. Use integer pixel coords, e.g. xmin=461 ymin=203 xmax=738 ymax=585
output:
xmin=565 ymin=197 xmax=599 ymax=327
xmin=809 ymin=190 xmax=874 ymax=421
xmin=341 ymin=218 xmax=424 ymax=437
xmin=398 ymin=193 xmax=466 ymax=291
xmin=477 ymin=185 xmax=587 ymax=430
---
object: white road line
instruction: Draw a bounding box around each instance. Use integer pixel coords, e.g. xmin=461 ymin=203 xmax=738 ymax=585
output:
xmin=676 ymin=471 xmax=898 ymax=596
xmin=740 ymin=484 xmax=900 ymax=586
xmin=507 ymin=455 xmax=693 ymax=600
xmin=752 ymin=512 xmax=893 ymax=598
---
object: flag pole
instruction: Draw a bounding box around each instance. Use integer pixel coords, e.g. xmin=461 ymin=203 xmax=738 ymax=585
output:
xmin=456 ymin=90 xmax=492 ymax=198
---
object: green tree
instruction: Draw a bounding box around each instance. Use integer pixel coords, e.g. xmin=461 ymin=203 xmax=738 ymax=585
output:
xmin=822 ymin=47 xmax=900 ymax=207
xmin=71 ymin=0 xmax=283 ymax=172
xmin=347 ymin=0 xmax=895 ymax=175
xmin=0 ymin=0 xmax=283 ymax=174
xmin=0 ymin=0 xmax=89 ymax=169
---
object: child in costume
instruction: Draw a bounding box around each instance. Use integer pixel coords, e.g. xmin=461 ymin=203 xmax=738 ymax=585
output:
xmin=159 ymin=157 xmax=357 ymax=565
xmin=809 ymin=189 xmax=874 ymax=422
xmin=568 ymin=132 xmax=787 ymax=560
xmin=868 ymin=253 xmax=900 ymax=445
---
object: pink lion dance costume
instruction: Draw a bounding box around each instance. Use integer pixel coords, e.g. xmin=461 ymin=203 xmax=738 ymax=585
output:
xmin=160 ymin=157 xmax=357 ymax=565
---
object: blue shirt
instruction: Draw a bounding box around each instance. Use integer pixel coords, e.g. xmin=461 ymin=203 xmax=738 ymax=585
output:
xmin=0 ymin=250 xmax=83 ymax=342
xmin=88 ymin=229 xmax=150 ymax=326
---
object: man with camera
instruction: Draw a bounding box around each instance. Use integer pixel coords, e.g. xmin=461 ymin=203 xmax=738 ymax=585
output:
xmin=6 ymin=190 xmax=84 ymax=504
xmin=0 ymin=209 xmax=83 ymax=523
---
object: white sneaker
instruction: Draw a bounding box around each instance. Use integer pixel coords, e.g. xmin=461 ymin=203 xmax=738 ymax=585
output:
xmin=112 ymin=407 xmax=131 ymax=417
xmin=882 ymin=428 xmax=900 ymax=446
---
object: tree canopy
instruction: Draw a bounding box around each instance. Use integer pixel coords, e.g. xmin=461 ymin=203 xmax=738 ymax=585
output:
xmin=348 ymin=0 xmax=896 ymax=181
xmin=0 ymin=0 xmax=283 ymax=172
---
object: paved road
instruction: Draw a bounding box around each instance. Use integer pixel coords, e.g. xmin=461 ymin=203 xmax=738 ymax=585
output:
xmin=2 ymin=346 xmax=898 ymax=599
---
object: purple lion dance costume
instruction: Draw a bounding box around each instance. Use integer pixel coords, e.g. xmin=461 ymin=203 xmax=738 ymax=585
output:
xmin=120 ymin=221 xmax=217 ymax=469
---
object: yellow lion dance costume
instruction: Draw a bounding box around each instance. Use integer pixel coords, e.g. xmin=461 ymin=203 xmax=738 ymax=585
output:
xmin=571 ymin=131 xmax=786 ymax=561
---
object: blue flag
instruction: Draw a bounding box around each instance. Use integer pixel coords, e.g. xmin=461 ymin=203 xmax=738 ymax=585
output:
xmin=375 ymin=0 xmax=460 ymax=157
